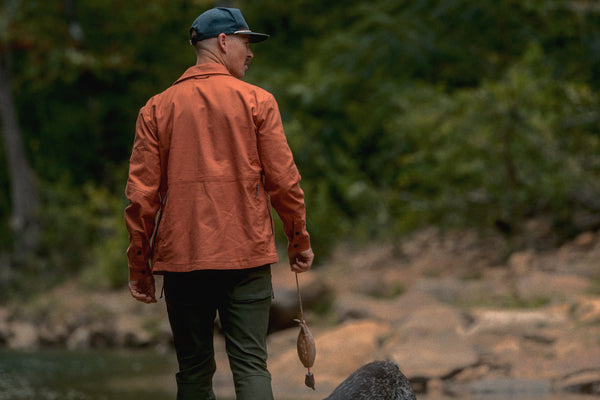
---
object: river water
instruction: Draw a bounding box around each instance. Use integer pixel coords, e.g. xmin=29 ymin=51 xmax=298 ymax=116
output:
xmin=0 ymin=349 xmax=177 ymax=400
xmin=0 ymin=349 xmax=597 ymax=400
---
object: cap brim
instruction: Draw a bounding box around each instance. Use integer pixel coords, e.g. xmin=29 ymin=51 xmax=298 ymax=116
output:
xmin=234 ymin=30 xmax=270 ymax=43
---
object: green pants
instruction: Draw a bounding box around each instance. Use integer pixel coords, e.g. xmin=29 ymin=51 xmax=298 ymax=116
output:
xmin=164 ymin=265 xmax=274 ymax=400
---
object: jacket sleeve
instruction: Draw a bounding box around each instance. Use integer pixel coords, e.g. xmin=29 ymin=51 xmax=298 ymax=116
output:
xmin=256 ymin=94 xmax=311 ymax=254
xmin=124 ymin=104 xmax=162 ymax=280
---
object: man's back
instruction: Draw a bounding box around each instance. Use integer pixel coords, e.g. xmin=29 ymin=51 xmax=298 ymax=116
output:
xmin=150 ymin=63 xmax=277 ymax=186
xmin=130 ymin=62 xmax=299 ymax=272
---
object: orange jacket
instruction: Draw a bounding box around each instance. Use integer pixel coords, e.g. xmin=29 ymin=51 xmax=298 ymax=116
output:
xmin=125 ymin=63 xmax=310 ymax=280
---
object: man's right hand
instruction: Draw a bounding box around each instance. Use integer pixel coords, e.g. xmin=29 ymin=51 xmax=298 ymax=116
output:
xmin=129 ymin=275 xmax=157 ymax=303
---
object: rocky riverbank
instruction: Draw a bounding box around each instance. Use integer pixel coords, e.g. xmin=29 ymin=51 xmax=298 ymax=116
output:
xmin=1 ymin=227 xmax=600 ymax=399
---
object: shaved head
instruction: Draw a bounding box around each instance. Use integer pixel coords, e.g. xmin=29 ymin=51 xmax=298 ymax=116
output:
xmin=193 ymin=37 xmax=218 ymax=53
xmin=191 ymin=33 xmax=254 ymax=79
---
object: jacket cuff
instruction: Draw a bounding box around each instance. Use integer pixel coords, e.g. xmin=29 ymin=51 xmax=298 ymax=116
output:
xmin=129 ymin=266 xmax=152 ymax=281
xmin=287 ymin=219 xmax=311 ymax=253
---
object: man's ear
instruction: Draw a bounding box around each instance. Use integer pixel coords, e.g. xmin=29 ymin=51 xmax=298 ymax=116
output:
xmin=217 ymin=33 xmax=228 ymax=53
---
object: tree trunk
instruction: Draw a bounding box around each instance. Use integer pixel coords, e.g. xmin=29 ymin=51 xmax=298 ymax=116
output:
xmin=0 ymin=59 xmax=40 ymax=263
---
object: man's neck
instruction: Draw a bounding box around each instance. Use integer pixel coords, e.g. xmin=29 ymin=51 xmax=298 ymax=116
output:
xmin=195 ymin=48 xmax=224 ymax=66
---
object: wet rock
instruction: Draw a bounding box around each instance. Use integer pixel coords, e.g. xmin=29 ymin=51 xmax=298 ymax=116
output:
xmin=572 ymin=231 xmax=597 ymax=249
xmin=315 ymin=320 xmax=392 ymax=380
xmin=384 ymin=305 xmax=478 ymax=379
xmin=66 ymin=323 xmax=116 ymax=350
xmin=491 ymin=330 xmax=600 ymax=381
xmin=554 ymin=369 xmax=600 ymax=395
xmin=114 ymin=316 xmax=153 ymax=347
xmin=415 ymin=277 xmax=505 ymax=304
xmin=67 ymin=325 xmax=93 ymax=350
xmin=414 ymin=277 xmax=466 ymax=303
xmin=398 ymin=303 xmax=469 ymax=335
xmin=0 ymin=307 xmax=10 ymax=346
xmin=38 ymin=322 xmax=69 ymax=346
xmin=332 ymin=293 xmax=373 ymax=321
xmin=571 ymin=297 xmax=600 ymax=324
xmin=7 ymin=321 xmax=38 ymax=349
xmin=466 ymin=308 xmax=568 ymax=335
xmin=385 ymin=331 xmax=478 ymax=379
xmin=515 ymin=272 xmax=589 ymax=302
xmin=465 ymin=378 xmax=552 ymax=397
xmin=334 ymin=290 xmax=440 ymax=325
xmin=508 ymin=250 xmax=537 ymax=275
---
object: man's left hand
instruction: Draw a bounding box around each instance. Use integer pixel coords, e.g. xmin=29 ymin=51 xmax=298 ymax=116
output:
xmin=289 ymin=248 xmax=314 ymax=273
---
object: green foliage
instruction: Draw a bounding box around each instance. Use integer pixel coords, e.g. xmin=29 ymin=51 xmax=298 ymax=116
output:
xmin=5 ymin=176 xmax=129 ymax=297
xmin=249 ymin=0 xmax=600 ymax=246
xmin=79 ymin=181 xmax=130 ymax=290
xmin=2 ymin=0 xmax=600 ymax=295
xmin=386 ymin=43 xmax=600 ymax=233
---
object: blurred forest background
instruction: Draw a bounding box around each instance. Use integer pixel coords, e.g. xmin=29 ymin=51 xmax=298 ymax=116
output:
xmin=1 ymin=0 xmax=599 ymax=298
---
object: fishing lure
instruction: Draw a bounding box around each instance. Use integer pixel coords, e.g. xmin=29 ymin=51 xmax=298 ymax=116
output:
xmin=294 ymin=273 xmax=316 ymax=390
xmin=295 ymin=318 xmax=316 ymax=389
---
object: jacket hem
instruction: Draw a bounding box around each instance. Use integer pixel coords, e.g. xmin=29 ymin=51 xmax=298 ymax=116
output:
xmin=150 ymin=255 xmax=280 ymax=273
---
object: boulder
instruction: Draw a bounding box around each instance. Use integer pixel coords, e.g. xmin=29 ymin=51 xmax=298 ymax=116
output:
xmin=466 ymin=308 xmax=568 ymax=335
xmin=554 ymin=369 xmax=600 ymax=395
xmin=7 ymin=321 xmax=38 ymax=349
xmin=385 ymin=332 xmax=478 ymax=380
xmin=415 ymin=276 xmax=510 ymax=305
xmin=38 ymin=321 xmax=69 ymax=346
xmin=570 ymin=297 xmax=600 ymax=324
xmin=0 ymin=307 xmax=11 ymax=346
xmin=396 ymin=302 xmax=469 ymax=335
xmin=508 ymin=251 xmax=537 ymax=275
xmin=464 ymin=378 xmax=552 ymax=397
xmin=383 ymin=304 xmax=477 ymax=379
xmin=515 ymin=272 xmax=589 ymax=302
xmin=113 ymin=315 xmax=154 ymax=347
xmin=333 ymin=290 xmax=439 ymax=325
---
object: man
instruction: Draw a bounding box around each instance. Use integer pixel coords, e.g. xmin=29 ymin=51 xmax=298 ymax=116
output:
xmin=124 ymin=7 xmax=314 ymax=400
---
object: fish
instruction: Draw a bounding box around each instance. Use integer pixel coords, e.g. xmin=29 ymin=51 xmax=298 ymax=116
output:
xmin=295 ymin=318 xmax=316 ymax=390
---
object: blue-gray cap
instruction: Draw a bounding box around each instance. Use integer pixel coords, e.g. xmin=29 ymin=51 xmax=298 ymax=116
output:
xmin=190 ymin=7 xmax=269 ymax=44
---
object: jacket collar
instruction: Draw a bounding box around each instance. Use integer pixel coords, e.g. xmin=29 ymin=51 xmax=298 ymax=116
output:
xmin=173 ymin=63 xmax=232 ymax=85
